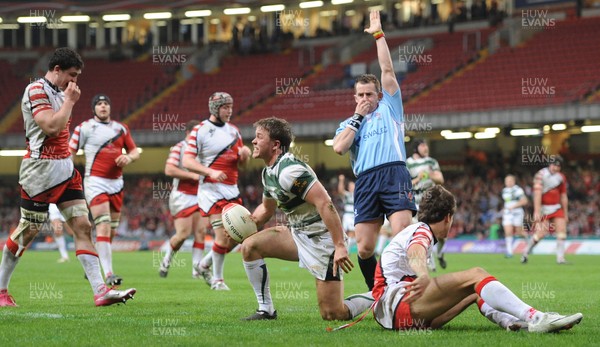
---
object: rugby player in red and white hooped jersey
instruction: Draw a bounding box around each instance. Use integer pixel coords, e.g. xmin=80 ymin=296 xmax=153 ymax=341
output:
xmin=69 ymin=93 xmax=140 ymax=286
xmin=521 ymin=156 xmax=569 ymax=264
xmin=183 ymin=92 xmax=251 ymax=291
xmin=373 ymin=185 xmax=582 ymax=333
xmin=0 ymin=47 xmax=135 ymax=307
xmin=158 ymin=120 xmax=211 ymax=283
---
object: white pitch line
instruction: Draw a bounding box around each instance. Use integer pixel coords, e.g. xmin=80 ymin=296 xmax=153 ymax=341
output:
xmin=0 ymin=311 xmax=66 ymax=319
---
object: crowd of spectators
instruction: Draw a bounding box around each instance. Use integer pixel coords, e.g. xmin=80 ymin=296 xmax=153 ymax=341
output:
xmin=1 ymin=159 xmax=599 ymax=241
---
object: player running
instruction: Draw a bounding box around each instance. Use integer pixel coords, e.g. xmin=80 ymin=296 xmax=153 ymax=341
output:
xmin=522 ymin=156 xmax=569 ymax=264
xmin=183 ymin=92 xmax=251 ymax=290
xmin=159 ymin=120 xmax=211 ymax=282
xmin=501 ymin=174 xmax=527 ymax=258
xmin=69 ymin=93 xmax=140 ymax=285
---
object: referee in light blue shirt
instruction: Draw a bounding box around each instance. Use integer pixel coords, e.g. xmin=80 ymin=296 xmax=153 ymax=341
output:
xmin=333 ymin=10 xmax=416 ymax=290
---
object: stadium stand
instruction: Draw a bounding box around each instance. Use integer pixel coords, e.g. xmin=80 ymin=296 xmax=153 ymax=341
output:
xmin=409 ymin=17 xmax=600 ymax=113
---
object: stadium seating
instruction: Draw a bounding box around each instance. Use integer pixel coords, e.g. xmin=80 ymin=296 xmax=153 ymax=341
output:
xmin=239 ymin=29 xmax=493 ymax=124
xmin=408 ymin=17 xmax=600 ymax=113
xmin=130 ymin=47 xmax=324 ymax=129
xmin=0 ymin=59 xmax=36 ymax=120
xmin=3 ymin=59 xmax=173 ymax=133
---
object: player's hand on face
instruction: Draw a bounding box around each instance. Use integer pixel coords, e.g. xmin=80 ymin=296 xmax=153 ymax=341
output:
xmin=64 ymin=82 xmax=81 ymax=103
xmin=209 ymin=169 xmax=227 ymax=182
xmin=333 ymin=245 xmax=354 ymax=277
xmin=354 ymin=100 xmax=370 ymax=116
xmin=401 ymin=275 xmax=430 ymax=304
xmin=364 ymin=10 xmax=382 ymax=34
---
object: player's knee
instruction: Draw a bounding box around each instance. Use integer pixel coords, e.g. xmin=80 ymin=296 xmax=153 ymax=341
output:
xmin=71 ymin=217 xmax=92 ymax=235
xmin=241 ymin=236 xmax=259 ymax=260
xmin=470 ymin=267 xmax=490 ymax=279
xmin=357 ymin=245 xmax=374 ymax=259
xmin=93 ymin=213 xmax=111 ymax=226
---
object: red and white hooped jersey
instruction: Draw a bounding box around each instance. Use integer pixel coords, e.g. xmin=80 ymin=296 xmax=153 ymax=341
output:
xmin=166 ymin=140 xmax=198 ymax=195
xmin=185 ymin=120 xmax=244 ymax=185
xmin=373 ymin=222 xmax=437 ymax=301
xmin=534 ymin=167 xmax=567 ymax=215
xmin=69 ymin=119 xmax=137 ymax=179
xmin=21 ymin=78 xmax=71 ymax=160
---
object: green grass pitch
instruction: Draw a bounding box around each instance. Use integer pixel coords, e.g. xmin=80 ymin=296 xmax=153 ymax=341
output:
xmin=0 ymin=251 xmax=597 ymax=346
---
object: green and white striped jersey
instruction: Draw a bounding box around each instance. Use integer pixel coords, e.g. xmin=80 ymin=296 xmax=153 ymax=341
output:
xmin=406 ymin=155 xmax=441 ymax=205
xmin=262 ymin=153 xmax=322 ymax=231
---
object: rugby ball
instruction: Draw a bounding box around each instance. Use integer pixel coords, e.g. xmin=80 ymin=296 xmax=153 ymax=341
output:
xmin=222 ymin=203 xmax=257 ymax=243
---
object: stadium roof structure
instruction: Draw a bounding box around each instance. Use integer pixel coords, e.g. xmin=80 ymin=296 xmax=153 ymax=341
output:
xmin=0 ymin=0 xmax=313 ymax=16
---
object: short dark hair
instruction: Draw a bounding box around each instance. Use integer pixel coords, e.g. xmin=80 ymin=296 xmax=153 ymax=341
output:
xmin=354 ymin=74 xmax=381 ymax=94
xmin=417 ymin=185 xmax=456 ymax=224
xmin=48 ymin=47 xmax=84 ymax=71
xmin=186 ymin=120 xmax=200 ymax=133
xmin=253 ymin=117 xmax=294 ymax=153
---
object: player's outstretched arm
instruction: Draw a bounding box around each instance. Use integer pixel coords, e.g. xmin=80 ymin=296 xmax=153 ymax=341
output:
xmin=365 ymin=10 xmax=399 ymax=96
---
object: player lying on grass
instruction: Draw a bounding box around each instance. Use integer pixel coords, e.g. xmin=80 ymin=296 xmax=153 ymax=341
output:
xmin=239 ymin=116 xmax=373 ymax=321
xmin=373 ymin=185 xmax=583 ymax=333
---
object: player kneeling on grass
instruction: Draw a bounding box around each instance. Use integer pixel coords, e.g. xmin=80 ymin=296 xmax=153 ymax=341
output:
xmin=240 ymin=117 xmax=373 ymax=321
xmin=373 ymin=185 xmax=583 ymax=333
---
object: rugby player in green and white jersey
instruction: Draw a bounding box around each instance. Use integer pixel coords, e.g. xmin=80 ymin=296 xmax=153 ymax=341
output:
xmin=240 ymin=117 xmax=373 ymax=321
xmin=406 ymin=139 xmax=445 ymax=271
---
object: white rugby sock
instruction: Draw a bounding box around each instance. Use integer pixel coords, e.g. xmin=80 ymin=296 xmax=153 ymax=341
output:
xmin=200 ymin=250 xmax=213 ymax=269
xmin=344 ymin=292 xmax=374 ymax=319
xmin=243 ymin=259 xmax=274 ymax=314
xmin=478 ymin=277 xmax=543 ymax=323
xmin=192 ymin=242 xmax=205 ymax=268
xmin=96 ymin=240 xmax=113 ymax=277
xmin=77 ymin=252 xmax=105 ymax=294
xmin=162 ymin=244 xmax=174 ymax=268
xmin=437 ymin=238 xmax=445 ymax=257
xmin=556 ymin=239 xmax=565 ymax=262
xmin=478 ymin=299 xmax=520 ymax=329
xmin=0 ymin=245 xmax=19 ymax=289
xmin=55 ymin=235 xmax=69 ymax=259
xmin=213 ymin=253 xmax=225 ymax=280
xmin=505 ymin=236 xmax=513 ymax=256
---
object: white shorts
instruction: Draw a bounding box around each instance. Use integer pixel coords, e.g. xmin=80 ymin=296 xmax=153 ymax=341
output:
xmin=291 ymin=220 xmax=347 ymax=281
xmin=169 ymin=190 xmax=199 ymax=218
xmin=502 ymin=208 xmax=524 ymax=227
xmin=48 ymin=203 xmax=65 ymax=222
xmin=84 ymin=176 xmax=123 ymax=204
xmin=197 ymin=182 xmax=240 ymax=216
xmin=342 ymin=213 xmax=355 ymax=232
xmin=373 ymin=282 xmax=409 ymax=330
xmin=19 ymin=157 xmax=73 ymax=198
